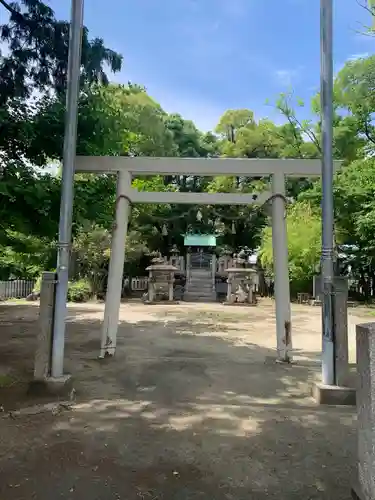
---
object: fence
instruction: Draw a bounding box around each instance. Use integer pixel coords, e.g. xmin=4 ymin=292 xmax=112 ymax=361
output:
xmin=131 ymin=276 xmax=148 ymax=291
xmin=0 ymin=280 xmax=35 ymax=299
xmin=123 ymin=276 xmax=149 ymax=292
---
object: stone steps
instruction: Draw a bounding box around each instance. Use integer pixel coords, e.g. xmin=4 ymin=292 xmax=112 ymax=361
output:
xmin=185 ymin=292 xmax=215 ymax=298
xmin=188 ymin=285 xmax=213 ymax=291
xmin=184 ymin=292 xmax=216 ymax=302
xmin=184 ymin=270 xmax=216 ymax=302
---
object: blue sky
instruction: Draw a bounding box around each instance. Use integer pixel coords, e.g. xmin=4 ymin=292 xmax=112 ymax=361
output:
xmin=48 ymin=1 xmax=373 ymax=130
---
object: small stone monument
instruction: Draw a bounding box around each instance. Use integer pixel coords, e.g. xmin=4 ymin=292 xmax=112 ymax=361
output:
xmin=145 ymin=254 xmax=178 ymax=303
xmin=225 ymin=254 xmax=257 ymax=305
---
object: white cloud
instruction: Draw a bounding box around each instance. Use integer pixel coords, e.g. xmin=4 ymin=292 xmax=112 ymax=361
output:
xmin=335 ymin=51 xmax=370 ymax=76
xmin=274 ymin=68 xmax=301 ymax=87
xmin=348 ymin=52 xmax=370 ymax=60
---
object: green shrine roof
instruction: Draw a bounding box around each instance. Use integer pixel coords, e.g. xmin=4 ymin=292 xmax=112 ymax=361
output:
xmin=184 ymin=234 xmax=217 ymax=247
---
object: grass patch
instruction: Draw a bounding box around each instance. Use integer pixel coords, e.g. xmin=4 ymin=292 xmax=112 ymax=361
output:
xmin=0 ymin=374 xmax=16 ymax=388
xmin=362 ymin=309 xmax=375 ymax=317
xmin=1 ymin=298 xmax=29 ymax=304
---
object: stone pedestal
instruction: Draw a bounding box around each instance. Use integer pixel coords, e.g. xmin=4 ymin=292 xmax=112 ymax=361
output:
xmin=145 ymin=258 xmax=178 ymax=303
xmin=335 ymin=288 xmax=349 ymax=387
xmin=352 ymin=322 xmax=375 ymax=500
xmin=313 ymin=284 xmax=354 ymax=405
xmin=225 ymin=262 xmax=257 ymax=306
xmin=34 ymin=272 xmax=57 ymax=380
xmin=29 ymin=271 xmax=73 ymax=396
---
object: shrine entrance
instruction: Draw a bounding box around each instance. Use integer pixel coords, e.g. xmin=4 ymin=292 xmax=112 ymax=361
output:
xmin=183 ymin=234 xmax=217 ymax=303
xmin=190 ymin=251 xmax=212 ymax=270
xmin=184 ymin=234 xmax=216 ymax=271
xmin=69 ymin=156 xmax=337 ymax=368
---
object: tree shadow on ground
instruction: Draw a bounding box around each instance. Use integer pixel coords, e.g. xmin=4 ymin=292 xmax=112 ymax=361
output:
xmin=0 ymin=303 xmax=357 ymax=500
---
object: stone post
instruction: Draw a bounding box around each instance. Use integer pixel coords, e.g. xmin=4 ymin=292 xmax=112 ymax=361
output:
xmin=227 ymin=276 xmax=232 ymax=302
xmin=247 ymin=277 xmax=253 ymax=305
xmin=211 ymin=253 xmax=217 ymax=291
xmin=334 ymin=287 xmax=349 ymax=387
xmin=34 ymin=272 xmax=57 ymax=380
xmin=313 ymin=277 xmax=353 ymax=404
xmin=148 ymin=271 xmax=154 ymax=302
xmin=168 ymin=271 xmax=174 ymax=301
xmin=352 ymin=322 xmax=375 ymax=500
xmin=186 ymin=251 xmax=191 ymax=287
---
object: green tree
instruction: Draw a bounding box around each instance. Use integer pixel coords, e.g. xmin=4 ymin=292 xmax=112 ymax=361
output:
xmin=30 ymin=84 xmax=177 ymax=163
xmin=0 ymin=0 xmax=124 ymax=248
xmin=215 ymin=109 xmax=255 ymax=143
xmin=259 ymin=201 xmax=321 ymax=294
xmin=0 ymin=0 xmax=122 ymax=104
xmin=333 ymin=55 xmax=375 ymax=152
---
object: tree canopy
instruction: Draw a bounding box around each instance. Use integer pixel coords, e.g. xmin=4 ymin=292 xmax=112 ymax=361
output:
xmin=2 ymin=0 xmax=375 ymax=300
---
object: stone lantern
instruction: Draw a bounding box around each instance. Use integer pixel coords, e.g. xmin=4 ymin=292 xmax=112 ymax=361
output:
xmin=145 ymin=254 xmax=178 ymax=302
xmin=170 ymin=244 xmax=184 ymax=271
xmin=225 ymin=254 xmax=257 ymax=305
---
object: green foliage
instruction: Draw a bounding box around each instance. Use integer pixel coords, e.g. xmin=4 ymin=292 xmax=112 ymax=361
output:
xmin=2 ymin=0 xmax=375 ymax=299
xmin=0 ymin=231 xmax=55 ymax=279
xmin=215 ymin=109 xmax=255 ymax=143
xmin=71 ymin=224 xmax=111 ymax=297
xmin=67 ymin=279 xmax=92 ymax=303
xmin=334 ymin=158 xmax=375 ymax=254
xmin=33 ymin=275 xmax=42 ymax=293
xmin=0 ymin=0 xmax=122 ymax=104
xmin=334 ymin=55 xmax=375 ymax=154
xmin=259 ymin=202 xmax=321 ymax=291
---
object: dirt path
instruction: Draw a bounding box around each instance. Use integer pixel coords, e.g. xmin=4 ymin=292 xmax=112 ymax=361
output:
xmin=0 ymin=300 xmax=365 ymax=499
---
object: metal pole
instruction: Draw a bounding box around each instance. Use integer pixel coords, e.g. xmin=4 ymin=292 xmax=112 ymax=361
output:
xmin=320 ymin=0 xmax=335 ymax=386
xmin=51 ymin=0 xmax=84 ymax=378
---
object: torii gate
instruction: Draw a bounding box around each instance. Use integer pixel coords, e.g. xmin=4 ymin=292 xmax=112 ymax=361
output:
xmin=70 ymin=156 xmax=340 ymax=365
xmin=50 ymin=0 xmax=338 ymax=388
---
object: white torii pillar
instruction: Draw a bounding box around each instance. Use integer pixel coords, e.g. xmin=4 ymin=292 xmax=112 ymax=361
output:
xmin=100 ymin=170 xmax=131 ymax=357
xmin=271 ymin=171 xmax=292 ymax=362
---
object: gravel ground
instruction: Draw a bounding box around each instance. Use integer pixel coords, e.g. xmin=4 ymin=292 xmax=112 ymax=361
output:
xmin=0 ymin=300 xmax=363 ymax=499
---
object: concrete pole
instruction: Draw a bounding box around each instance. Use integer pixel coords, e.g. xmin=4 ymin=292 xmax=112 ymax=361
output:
xmin=34 ymin=272 xmax=57 ymax=380
xmin=168 ymin=273 xmax=174 ymax=301
xmin=227 ymin=276 xmax=232 ymax=302
xmin=271 ymin=171 xmax=292 ymax=362
xmin=320 ymin=0 xmax=336 ymax=386
xmin=334 ymin=288 xmax=349 ymax=387
xmin=211 ymin=253 xmax=217 ymax=291
xmin=186 ymin=252 xmax=191 ymax=287
xmin=248 ymin=276 xmax=253 ymax=305
xmin=100 ymin=171 xmax=131 ymax=358
xmin=51 ymin=0 xmax=84 ymax=378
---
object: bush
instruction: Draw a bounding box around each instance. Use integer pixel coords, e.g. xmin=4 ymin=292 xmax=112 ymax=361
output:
xmin=33 ymin=275 xmax=42 ymax=293
xmin=67 ymin=279 xmax=92 ymax=302
xmin=33 ymin=275 xmax=92 ymax=302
